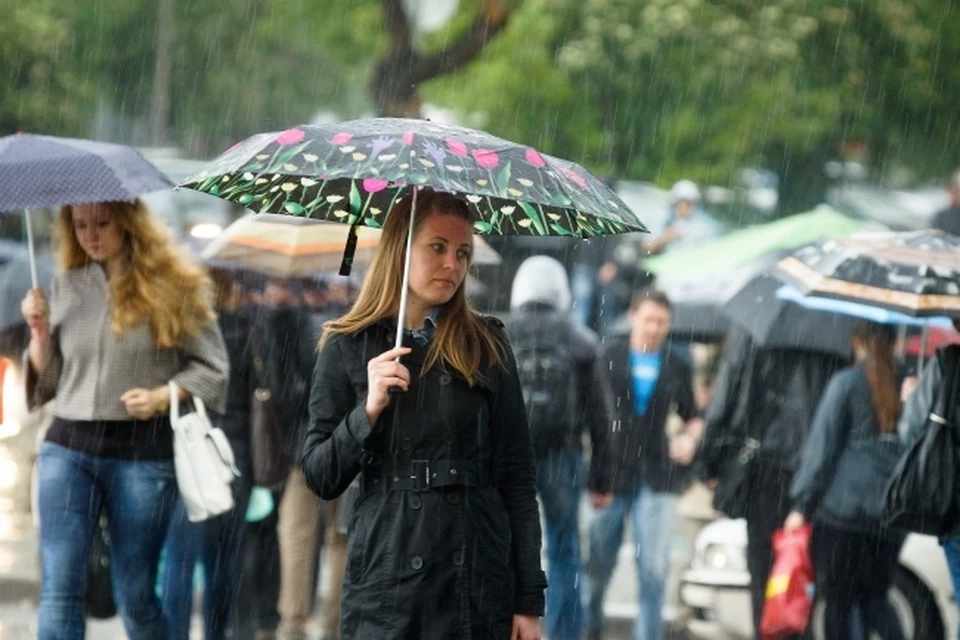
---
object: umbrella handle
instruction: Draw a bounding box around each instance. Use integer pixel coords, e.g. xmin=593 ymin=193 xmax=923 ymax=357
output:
xmin=390 ymin=188 xmax=419 ymax=395
xmin=25 ymin=210 xmax=38 ymax=289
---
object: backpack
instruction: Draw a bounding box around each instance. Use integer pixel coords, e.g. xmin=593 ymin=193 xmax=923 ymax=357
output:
xmin=511 ymin=335 xmax=579 ymax=453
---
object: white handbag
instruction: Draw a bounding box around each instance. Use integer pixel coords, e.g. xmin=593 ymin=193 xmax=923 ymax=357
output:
xmin=169 ymin=382 xmax=239 ymax=522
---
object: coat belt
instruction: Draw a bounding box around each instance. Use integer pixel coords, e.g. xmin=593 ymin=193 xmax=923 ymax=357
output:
xmin=361 ymin=459 xmax=491 ymax=493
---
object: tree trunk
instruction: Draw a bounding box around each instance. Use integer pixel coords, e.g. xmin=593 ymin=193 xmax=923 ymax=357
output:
xmin=371 ymin=0 xmax=509 ymax=117
xmin=151 ymin=0 xmax=174 ymax=146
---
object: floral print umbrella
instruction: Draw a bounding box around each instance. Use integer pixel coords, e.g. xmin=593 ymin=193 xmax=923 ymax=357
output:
xmin=776 ymin=229 xmax=960 ymax=317
xmin=179 ymin=118 xmax=646 ymax=239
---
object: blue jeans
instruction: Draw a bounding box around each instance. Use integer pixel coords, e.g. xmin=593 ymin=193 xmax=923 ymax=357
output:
xmin=536 ymin=450 xmax=584 ymax=640
xmin=37 ymin=442 xmax=177 ymax=640
xmin=570 ymin=264 xmax=597 ymax=328
xmin=943 ymin=538 xmax=960 ymax=639
xmin=583 ymin=478 xmax=675 ymax=640
xmin=160 ymin=450 xmax=252 ymax=640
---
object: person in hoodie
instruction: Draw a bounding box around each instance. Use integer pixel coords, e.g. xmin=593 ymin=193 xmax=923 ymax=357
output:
xmin=504 ymin=256 xmax=614 ymax=640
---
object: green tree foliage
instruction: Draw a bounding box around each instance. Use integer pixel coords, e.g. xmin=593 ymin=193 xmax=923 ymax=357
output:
xmin=427 ymin=0 xmax=960 ymax=211
xmin=0 ymin=1 xmax=97 ymax=135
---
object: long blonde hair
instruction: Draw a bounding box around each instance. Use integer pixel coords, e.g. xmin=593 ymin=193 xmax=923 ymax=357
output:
xmin=57 ymin=199 xmax=215 ymax=348
xmin=321 ymin=189 xmax=505 ymax=386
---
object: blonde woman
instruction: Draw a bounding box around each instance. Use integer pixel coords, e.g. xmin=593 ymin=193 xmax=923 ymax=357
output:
xmin=21 ymin=200 xmax=228 ymax=639
xmin=302 ymin=188 xmax=546 ymax=640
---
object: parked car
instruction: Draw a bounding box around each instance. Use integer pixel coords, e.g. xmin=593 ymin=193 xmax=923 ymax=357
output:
xmin=681 ymin=519 xmax=957 ymax=639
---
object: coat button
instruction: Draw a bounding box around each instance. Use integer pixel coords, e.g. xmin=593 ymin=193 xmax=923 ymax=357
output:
xmin=443 ymin=431 xmax=456 ymax=445
xmin=446 ymin=493 xmax=461 ymax=505
xmin=401 ymin=437 xmax=412 ymax=451
xmin=409 ymin=494 xmax=422 ymax=509
xmin=439 ymin=374 xmax=452 ymax=385
xmin=452 ymin=550 xmax=465 ymax=566
xmin=411 ymin=556 xmax=424 ymax=570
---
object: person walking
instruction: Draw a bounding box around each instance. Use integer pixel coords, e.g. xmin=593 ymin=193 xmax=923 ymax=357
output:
xmin=582 ymin=290 xmax=703 ymax=640
xmin=22 ymin=199 xmax=228 ymax=639
xmin=161 ymin=267 xmax=278 ymax=639
xmin=701 ymin=328 xmax=845 ymax=636
xmin=786 ymin=322 xmax=906 ymax=640
xmin=301 ymin=188 xmax=546 ymax=639
xmin=504 ymin=255 xmax=613 ymax=640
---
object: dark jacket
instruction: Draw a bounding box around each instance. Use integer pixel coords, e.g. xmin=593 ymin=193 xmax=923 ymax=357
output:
xmin=602 ymin=335 xmax=698 ymax=495
xmin=701 ymin=329 xmax=847 ymax=479
xmin=301 ymin=318 xmax=547 ymax=638
xmin=213 ymin=309 xmax=256 ymax=449
xmin=503 ymin=304 xmax=614 ymax=493
xmin=256 ymin=306 xmax=317 ymax=461
xmin=932 ymin=205 xmax=960 ymax=237
xmin=790 ymin=367 xmax=904 ymax=534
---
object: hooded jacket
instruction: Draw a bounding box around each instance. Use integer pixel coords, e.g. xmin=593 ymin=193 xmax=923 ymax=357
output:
xmin=504 ymin=256 xmax=614 ymax=492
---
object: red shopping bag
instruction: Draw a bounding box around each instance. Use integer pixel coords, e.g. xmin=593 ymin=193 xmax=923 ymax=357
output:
xmin=760 ymin=525 xmax=814 ymax=639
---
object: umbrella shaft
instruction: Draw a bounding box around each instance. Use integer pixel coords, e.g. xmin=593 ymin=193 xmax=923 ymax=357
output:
xmin=395 ymin=189 xmax=418 ymax=353
xmin=25 ymin=210 xmax=38 ymax=289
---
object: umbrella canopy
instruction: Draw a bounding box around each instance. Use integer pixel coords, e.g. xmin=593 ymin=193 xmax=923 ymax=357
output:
xmin=202 ymin=213 xmax=501 ymax=278
xmin=645 ymin=206 xmax=865 ymax=281
xmin=182 ymin=118 xmax=648 ymax=350
xmin=776 ymin=229 xmax=960 ymax=317
xmin=0 ymin=133 xmax=173 ymax=212
xmin=179 ymin=118 xmax=645 ymax=239
xmin=723 ymin=274 xmax=863 ymax=358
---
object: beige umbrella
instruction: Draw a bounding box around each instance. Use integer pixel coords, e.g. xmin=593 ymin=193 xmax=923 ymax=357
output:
xmin=202 ymin=213 xmax=500 ymax=278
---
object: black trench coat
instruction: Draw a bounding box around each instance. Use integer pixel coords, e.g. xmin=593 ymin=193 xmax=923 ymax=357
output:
xmin=301 ymin=318 xmax=546 ymax=640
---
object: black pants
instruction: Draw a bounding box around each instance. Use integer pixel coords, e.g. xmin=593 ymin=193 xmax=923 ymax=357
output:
xmin=744 ymin=461 xmax=798 ymax=638
xmin=811 ymin=524 xmax=905 ymax=640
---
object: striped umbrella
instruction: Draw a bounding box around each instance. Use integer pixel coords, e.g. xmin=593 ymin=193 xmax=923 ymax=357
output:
xmin=202 ymin=213 xmax=500 ymax=278
xmin=776 ymin=229 xmax=960 ymax=317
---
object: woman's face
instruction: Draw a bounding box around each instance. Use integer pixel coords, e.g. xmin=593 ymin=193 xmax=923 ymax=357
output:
xmin=407 ymin=212 xmax=473 ymax=309
xmin=72 ymin=203 xmax=124 ymax=263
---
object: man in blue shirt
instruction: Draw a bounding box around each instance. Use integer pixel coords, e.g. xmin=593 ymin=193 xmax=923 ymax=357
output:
xmin=583 ymin=290 xmax=703 ymax=640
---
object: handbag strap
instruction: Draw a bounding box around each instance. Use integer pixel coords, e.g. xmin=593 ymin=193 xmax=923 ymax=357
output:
xmin=248 ymin=330 xmax=269 ymax=391
xmin=934 ymin=346 xmax=960 ymax=427
xmin=169 ymin=381 xmax=181 ymax=421
xmin=169 ymin=381 xmax=208 ymax=424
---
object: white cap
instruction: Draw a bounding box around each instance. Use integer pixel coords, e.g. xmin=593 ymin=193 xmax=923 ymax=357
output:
xmin=669 ymin=179 xmax=701 ymax=206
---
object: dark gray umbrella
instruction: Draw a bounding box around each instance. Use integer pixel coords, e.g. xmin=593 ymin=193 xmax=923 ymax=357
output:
xmin=723 ymin=274 xmax=860 ymax=358
xmin=0 ymin=254 xmax=54 ymax=359
xmin=0 ymin=134 xmax=173 ymax=212
xmin=0 ymin=133 xmax=173 ymax=286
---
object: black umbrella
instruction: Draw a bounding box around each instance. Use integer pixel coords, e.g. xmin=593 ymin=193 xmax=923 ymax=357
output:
xmin=722 ymin=274 xmax=861 ymax=358
xmin=0 ymin=133 xmax=173 ymax=286
xmin=776 ymin=230 xmax=960 ymax=317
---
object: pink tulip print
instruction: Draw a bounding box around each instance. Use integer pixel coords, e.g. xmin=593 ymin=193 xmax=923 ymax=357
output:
xmin=402 ymin=131 xmax=415 ymax=145
xmin=362 ymin=178 xmax=389 ymax=193
xmin=276 ymin=128 xmax=306 ymax=145
xmin=446 ymin=139 xmax=468 ymax=157
xmin=524 ymin=148 xmax=546 ymax=168
xmin=472 ymin=149 xmax=499 ymax=169
xmin=561 ymin=167 xmax=587 ymax=189
xmin=331 ymin=132 xmax=354 ymax=145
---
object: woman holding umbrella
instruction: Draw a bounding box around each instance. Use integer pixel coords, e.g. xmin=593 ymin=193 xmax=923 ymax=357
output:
xmin=21 ymin=199 xmax=229 ymax=639
xmin=301 ymin=188 xmax=546 ymax=639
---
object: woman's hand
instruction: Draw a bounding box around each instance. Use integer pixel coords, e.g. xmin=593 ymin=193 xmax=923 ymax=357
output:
xmin=364 ymin=346 xmax=412 ymax=424
xmin=783 ymin=511 xmax=806 ymax=532
xmin=511 ymin=614 xmax=541 ymax=640
xmin=121 ymin=387 xmax=168 ymax=420
xmin=21 ymin=288 xmax=50 ymax=344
